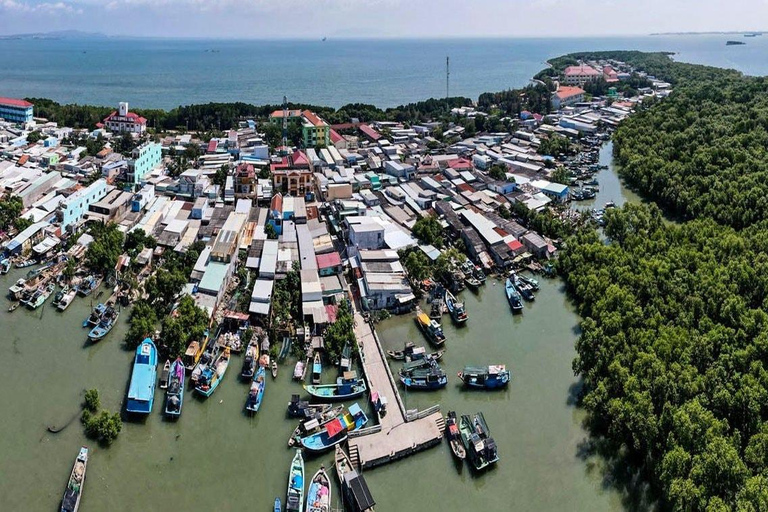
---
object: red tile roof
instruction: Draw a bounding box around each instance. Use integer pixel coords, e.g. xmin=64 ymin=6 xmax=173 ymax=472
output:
xmin=291 ymin=151 xmax=309 ymax=167
xmin=103 ymin=110 xmax=147 ymax=125
xmin=207 ymin=140 xmax=218 ymax=153
xmin=301 ymin=110 xmax=326 ymax=127
xmin=507 ymin=240 xmax=523 ymax=251
xmin=325 ymin=305 xmax=338 ymax=324
xmin=448 ymin=158 xmax=472 ymax=170
xmin=0 ymin=97 xmax=33 ymax=108
xmin=18 ymin=154 xmax=29 ymax=165
xmin=316 ymin=252 xmax=342 ymax=269
xmin=330 ymin=129 xmax=343 ymax=144
xmin=555 ymin=86 xmax=586 ymax=100
xmin=270 ymin=109 xmax=302 ymax=118
xmin=564 ymin=65 xmax=600 ymax=76
xmin=358 ymin=124 xmax=381 ymax=141
xmin=457 ymin=183 xmax=475 ymax=193
xmin=270 ymin=193 xmax=283 ymax=212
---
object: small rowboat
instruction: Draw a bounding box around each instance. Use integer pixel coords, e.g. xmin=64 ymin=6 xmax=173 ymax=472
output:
xmin=271 ymin=360 xmax=278 ymax=379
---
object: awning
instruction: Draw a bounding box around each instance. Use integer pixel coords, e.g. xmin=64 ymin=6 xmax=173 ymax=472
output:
xmin=325 ymin=418 xmax=344 ymax=437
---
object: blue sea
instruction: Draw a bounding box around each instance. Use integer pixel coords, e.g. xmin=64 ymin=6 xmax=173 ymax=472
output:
xmin=1 ymin=35 xmax=767 ymax=110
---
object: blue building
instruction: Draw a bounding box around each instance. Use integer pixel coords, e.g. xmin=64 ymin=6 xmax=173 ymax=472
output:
xmin=0 ymin=97 xmax=33 ymax=124
xmin=127 ymin=142 xmax=161 ymax=185
xmin=58 ymin=179 xmax=109 ymax=232
xmin=268 ymin=193 xmax=283 ymax=236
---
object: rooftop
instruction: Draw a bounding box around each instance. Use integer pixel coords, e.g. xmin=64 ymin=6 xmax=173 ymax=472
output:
xmin=0 ymin=97 xmax=33 ymax=108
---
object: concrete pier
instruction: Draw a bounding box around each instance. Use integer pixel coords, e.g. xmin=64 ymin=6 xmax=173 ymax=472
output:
xmin=348 ymin=306 xmax=444 ymax=469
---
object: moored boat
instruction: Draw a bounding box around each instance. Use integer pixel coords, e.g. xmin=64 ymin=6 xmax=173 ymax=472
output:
xmin=52 ymin=285 xmax=69 ymax=308
xmin=77 ymin=275 xmax=101 ymax=297
xmin=458 ymin=365 xmax=510 ymax=389
xmin=190 ymin=341 xmax=218 ymax=384
xmin=287 ymin=395 xmax=332 ymax=419
xmin=286 ymin=449 xmax=305 ymax=512
xmin=303 ymin=371 xmax=367 ymax=401
xmin=473 ymin=266 xmax=487 ymax=284
xmin=195 ymin=346 xmax=231 ymax=397
xmin=274 ymin=498 xmax=282 ymax=512
xmin=386 ymin=342 xmax=443 ymax=363
xmin=445 ymin=411 xmax=466 ymax=460
xmin=83 ymin=303 xmax=107 ymax=328
xmin=87 ymin=305 xmax=119 ymax=342
xmin=334 ymin=445 xmax=376 ymax=512
xmin=338 ymin=343 xmax=352 ymax=374
xmin=8 ymin=302 xmax=19 ymax=312
xmin=518 ymin=274 xmax=540 ymax=291
xmin=57 ymin=287 xmax=77 ymax=311
xmin=399 ymin=364 xmax=448 ymax=390
xmin=288 ymin=404 xmax=344 ymax=447
xmin=300 ymin=403 xmax=368 ymax=452
xmin=164 ymin=358 xmax=185 ymax=418
xmin=245 ymin=365 xmax=266 ymax=413
xmin=126 ymin=338 xmax=158 ymax=414
xmin=512 ymin=273 xmax=535 ymax=301
xmin=241 ymin=342 xmax=258 ymax=380
xmin=159 ymin=360 xmax=171 ymax=389
xmin=444 ymin=289 xmax=468 ymax=323
xmin=459 ymin=412 xmax=499 ymax=471
xmin=311 ymin=352 xmax=322 ymax=385
xmin=415 ymin=308 xmax=446 ymax=346
xmin=305 ymin=467 xmax=332 ymax=512
xmin=505 ymin=278 xmax=523 ymax=313
xmin=272 ymin=360 xmax=279 ymax=379
xmin=60 ymin=446 xmax=88 ymax=512
xmin=28 ymin=282 xmax=55 ymax=309
xmin=293 ymin=360 xmax=306 ymax=381
xmin=0 ymin=258 xmax=10 ymax=275
xmin=183 ymin=335 xmax=210 ymax=373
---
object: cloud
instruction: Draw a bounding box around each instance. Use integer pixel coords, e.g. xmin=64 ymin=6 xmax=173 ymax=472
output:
xmin=1 ymin=0 xmax=82 ymax=13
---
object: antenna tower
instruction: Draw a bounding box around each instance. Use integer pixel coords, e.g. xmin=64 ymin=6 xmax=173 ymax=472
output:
xmin=282 ymin=95 xmax=288 ymax=148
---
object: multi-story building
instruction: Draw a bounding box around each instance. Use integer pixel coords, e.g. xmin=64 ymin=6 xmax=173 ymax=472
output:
xmin=234 ymin=163 xmax=257 ymax=199
xmin=563 ymin=64 xmax=601 ymax=86
xmin=551 ymin=86 xmax=586 ymax=110
xmin=0 ymin=97 xmax=33 ymax=124
xmin=127 ymin=142 xmax=161 ymax=184
xmin=101 ymin=102 xmax=147 ymax=134
xmin=58 ymin=179 xmax=109 ymax=232
xmin=269 ymin=109 xmax=330 ymax=148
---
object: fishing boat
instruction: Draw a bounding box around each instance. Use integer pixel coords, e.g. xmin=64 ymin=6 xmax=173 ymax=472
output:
xmin=444 ymin=289 xmax=468 ymax=324
xmin=334 ymin=445 xmax=376 ymax=512
xmin=518 ymin=274 xmax=540 ymax=291
xmin=286 ymin=449 xmax=305 ymax=512
xmin=183 ymin=334 xmax=210 ymax=372
xmin=52 ymin=285 xmax=68 ymax=308
xmin=386 ymin=342 xmax=443 ymax=363
xmin=190 ymin=341 xmax=219 ymax=384
xmin=458 ymin=365 xmax=510 ymax=389
xmin=272 ymin=360 xmax=279 ymax=379
xmin=512 ymin=273 xmax=535 ymax=301
xmin=415 ymin=308 xmax=446 ymax=346
xmin=287 ymin=395 xmax=333 ymax=419
xmin=288 ymin=405 xmax=344 ymax=447
xmin=445 ymin=411 xmax=466 ymax=460
xmin=77 ymin=275 xmax=101 ymax=297
xmin=60 ymin=446 xmax=88 ymax=512
xmin=15 ymin=258 xmax=36 ymax=268
xmin=305 ymin=467 xmax=332 ymax=512
xmin=473 ymin=266 xmax=487 ymax=285
xmin=245 ymin=365 xmax=266 ymax=413
xmin=241 ymin=343 xmax=258 ymax=380
xmin=399 ymin=362 xmax=448 ymax=390
xmin=159 ymin=360 xmax=171 ymax=389
xmin=9 ymin=278 xmax=27 ymax=299
xmin=303 ymin=371 xmax=367 ymax=401
xmin=126 ymin=338 xmax=158 ymax=414
xmin=0 ymin=258 xmax=10 ymax=275
xmin=274 ymin=498 xmax=282 ymax=512
xmin=164 ymin=358 xmax=185 ymax=418
xmin=87 ymin=305 xmax=119 ymax=342
xmin=195 ymin=346 xmax=231 ymax=397
xmin=459 ymin=412 xmax=499 ymax=471
xmin=300 ymin=403 xmax=368 ymax=452
xmin=293 ymin=360 xmax=306 ymax=381
xmin=505 ymin=278 xmax=523 ymax=313
xmin=338 ymin=343 xmax=352 ymax=374
xmin=465 ymin=273 xmax=482 ymax=289
xmin=57 ymin=287 xmax=77 ymax=311
xmin=8 ymin=302 xmax=19 ymax=312
xmin=311 ymin=352 xmax=322 ymax=385
xmin=29 ymin=282 xmax=55 ymax=309
xmin=83 ymin=303 xmax=106 ymax=328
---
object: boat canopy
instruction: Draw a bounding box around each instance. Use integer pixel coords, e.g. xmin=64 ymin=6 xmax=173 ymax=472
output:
xmin=416 ymin=313 xmax=430 ymax=325
xmin=325 ymin=418 xmax=344 ymax=437
xmin=343 ymin=471 xmax=375 ymax=510
xmin=348 ymin=403 xmax=362 ymax=417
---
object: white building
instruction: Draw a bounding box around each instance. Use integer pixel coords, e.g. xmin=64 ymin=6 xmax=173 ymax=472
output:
xmin=101 ymin=102 xmax=147 ymax=135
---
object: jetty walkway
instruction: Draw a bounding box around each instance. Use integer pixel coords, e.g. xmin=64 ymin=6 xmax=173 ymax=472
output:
xmin=348 ymin=306 xmax=444 ymax=469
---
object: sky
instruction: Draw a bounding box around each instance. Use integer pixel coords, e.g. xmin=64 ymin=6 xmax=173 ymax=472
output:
xmin=0 ymin=0 xmax=767 ymax=38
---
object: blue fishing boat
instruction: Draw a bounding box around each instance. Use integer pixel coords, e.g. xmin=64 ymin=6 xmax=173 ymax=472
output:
xmin=77 ymin=275 xmax=101 ymax=297
xmin=305 ymin=466 xmax=332 ymax=512
xmin=195 ymin=347 xmax=231 ymax=397
xmin=444 ymin=289 xmax=468 ymax=324
xmin=126 ymin=338 xmax=158 ymax=414
xmin=459 ymin=412 xmax=499 ymax=471
xmin=164 ymin=358 xmax=185 ymax=418
xmin=274 ymin=498 xmax=282 ymax=512
xmin=83 ymin=303 xmax=106 ymax=328
xmin=300 ymin=403 xmax=368 ymax=452
xmin=87 ymin=305 xmax=119 ymax=342
xmin=311 ymin=352 xmax=322 ymax=385
xmin=245 ymin=365 xmax=266 ymax=413
xmin=458 ymin=365 xmax=511 ymax=389
xmin=303 ymin=371 xmax=367 ymax=401
xmin=399 ymin=364 xmax=448 ymax=390
xmin=286 ymin=449 xmax=305 ymax=512
xmin=505 ymin=278 xmax=523 ymax=313
xmin=518 ymin=274 xmax=540 ymax=291
xmin=512 ymin=273 xmax=535 ymax=301
xmin=415 ymin=308 xmax=446 ymax=346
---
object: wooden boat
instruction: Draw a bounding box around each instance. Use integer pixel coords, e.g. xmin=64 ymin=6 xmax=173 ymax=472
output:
xmin=57 ymin=287 xmax=77 ymax=311
xmin=164 ymin=358 xmax=185 ymax=418
xmin=305 ymin=467 xmax=332 ymax=512
xmin=159 ymin=360 xmax=171 ymax=389
xmin=52 ymin=285 xmax=68 ymax=308
xmin=271 ymin=360 xmax=279 ymax=379
xmin=15 ymin=258 xmax=36 ymax=268
xmin=288 ymin=404 xmax=344 ymax=447
xmin=473 ymin=266 xmax=487 ymax=284
xmin=183 ymin=334 xmax=210 ymax=373
xmin=286 ymin=449 xmax=305 ymax=512
xmin=87 ymin=305 xmax=119 ymax=342
xmin=311 ymin=352 xmax=322 ymax=385
xmin=445 ymin=411 xmax=466 ymax=460
xmin=465 ymin=274 xmax=482 ymax=289
xmin=245 ymin=365 xmax=266 ymax=413
xmin=287 ymin=395 xmax=332 ymax=419
xmin=303 ymin=371 xmax=367 ymax=401
xmin=386 ymin=343 xmax=443 ymax=363
xmin=511 ymin=273 xmax=535 ymax=301
xmin=77 ymin=275 xmax=100 ymax=297
xmin=458 ymin=365 xmax=510 ymax=389
xmin=190 ymin=341 xmax=219 ymax=384
xmin=0 ymin=258 xmax=10 ymax=275
xmin=83 ymin=303 xmax=106 ymax=328
xmin=274 ymin=498 xmax=282 ymax=512
xmin=241 ymin=343 xmax=258 ymax=380
xmin=415 ymin=308 xmax=446 ymax=346
xmin=195 ymin=347 xmax=231 ymax=397
xmin=444 ymin=289 xmax=468 ymax=323
xmin=60 ymin=446 xmax=88 ymax=512
xmin=399 ymin=364 xmax=448 ymax=390
xmin=293 ymin=360 xmax=306 ymax=381
xmin=338 ymin=343 xmax=352 ymax=374
xmin=334 ymin=446 xmax=376 ymax=512
xmin=518 ymin=274 xmax=540 ymax=291
xmin=300 ymin=403 xmax=368 ymax=452
xmin=126 ymin=338 xmax=158 ymax=414
xmin=29 ymin=282 xmax=55 ymax=309
xmin=8 ymin=302 xmax=19 ymax=312
xmin=505 ymin=278 xmax=523 ymax=314
xmin=459 ymin=412 xmax=499 ymax=470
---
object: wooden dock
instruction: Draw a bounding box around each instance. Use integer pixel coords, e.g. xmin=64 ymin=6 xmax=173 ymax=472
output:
xmin=348 ymin=305 xmax=444 ymax=469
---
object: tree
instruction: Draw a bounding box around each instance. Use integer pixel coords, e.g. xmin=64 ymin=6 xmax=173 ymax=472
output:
xmin=160 ymin=295 xmax=209 ymax=357
xmin=402 ymin=250 xmax=431 ymax=282
xmin=86 ymin=222 xmax=124 ymax=274
xmin=265 ymin=223 xmax=278 ymax=240
xmin=0 ymin=195 xmax=24 ymax=231
xmin=488 ymin=164 xmax=508 ymax=181
xmin=83 ymin=389 xmax=100 ymax=412
xmin=83 ymin=410 xmax=122 ymax=445
xmin=144 ymin=269 xmax=187 ymax=310
xmin=214 ymin=164 xmax=229 ymax=188
xmin=323 ymin=299 xmax=357 ymax=362
xmin=550 ymin=166 xmax=570 ymax=185
xmin=26 ymin=130 xmax=42 ymax=144
xmin=411 ymin=215 xmax=444 ymax=248
xmin=125 ymin=300 xmax=158 ymax=349
xmin=13 ymin=217 xmax=32 ymax=232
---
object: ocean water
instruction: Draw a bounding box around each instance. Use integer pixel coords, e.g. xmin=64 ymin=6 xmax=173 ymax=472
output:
xmin=1 ymin=35 xmax=767 ymax=110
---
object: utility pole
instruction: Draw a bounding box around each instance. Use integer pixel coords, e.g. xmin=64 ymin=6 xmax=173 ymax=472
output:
xmin=282 ymin=95 xmax=288 ymax=148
